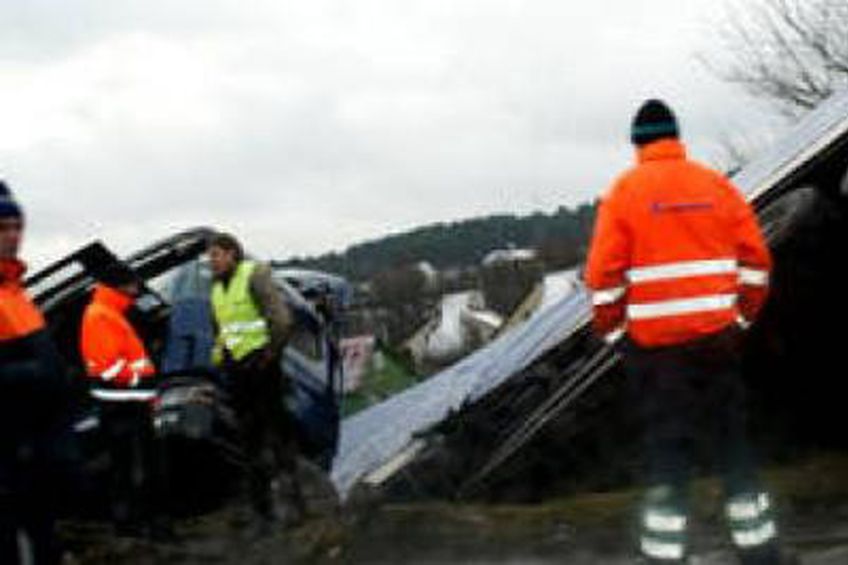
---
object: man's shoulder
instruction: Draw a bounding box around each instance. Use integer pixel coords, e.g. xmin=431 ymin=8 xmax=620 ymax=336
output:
xmin=684 ymin=158 xmax=728 ymax=181
xmin=81 ymin=301 xmax=106 ymax=321
xmin=83 ymin=300 xmax=127 ymax=323
xmin=686 ymin=161 xmax=746 ymax=201
xmin=247 ymin=262 xmax=282 ymax=300
xmin=251 ymin=261 xmax=272 ymax=274
xmin=604 ymin=166 xmax=642 ymax=203
xmin=247 ymin=262 xmax=274 ymax=284
xmin=634 ymin=157 xmax=730 ymax=188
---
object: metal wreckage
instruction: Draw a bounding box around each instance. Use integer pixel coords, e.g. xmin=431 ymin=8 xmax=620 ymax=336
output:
xmin=26 ymin=229 xmax=348 ymax=517
xmin=332 ymin=89 xmax=848 ymax=504
xmin=27 ymin=88 xmax=848 ymax=525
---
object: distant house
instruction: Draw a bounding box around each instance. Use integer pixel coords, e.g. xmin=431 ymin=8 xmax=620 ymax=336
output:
xmin=415 ymin=261 xmax=440 ymax=290
xmin=480 ymin=246 xmax=544 ymax=317
xmin=502 ymin=269 xmax=580 ymax=331
xmin=340 ymin=335 xmax=377 ymax=393
xmin=461 ymin=308 xmax=503 ymax=344
xmin=402 ymin=290 xmax=503 ymax=372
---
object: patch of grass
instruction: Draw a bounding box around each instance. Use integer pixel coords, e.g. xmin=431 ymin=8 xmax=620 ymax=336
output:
xmin=341 ymin=349 xmax=419 ymax=417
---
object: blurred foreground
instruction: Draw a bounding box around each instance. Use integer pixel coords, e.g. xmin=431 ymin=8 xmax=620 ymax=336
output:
xmin=62 ymin=453 xmax=848 ymax=564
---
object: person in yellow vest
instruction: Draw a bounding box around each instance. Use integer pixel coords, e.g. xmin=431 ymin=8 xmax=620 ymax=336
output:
xmin=207 ymin=232 xmax=305 ymax=531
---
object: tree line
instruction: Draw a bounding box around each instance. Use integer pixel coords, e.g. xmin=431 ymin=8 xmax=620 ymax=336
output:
xmin=283 ymin=203 xmax=597 ymax=281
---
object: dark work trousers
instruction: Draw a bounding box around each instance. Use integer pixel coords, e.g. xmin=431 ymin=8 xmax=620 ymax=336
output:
xmin=624 ymin=327 xmax=759 ymax=505
xmin=227 ymin=351 xmax=301 ymax=519
xmin=0 ymin=429 xmax=75 ymax=565
xmin=99 ymin=401 xmax=167 ymax=531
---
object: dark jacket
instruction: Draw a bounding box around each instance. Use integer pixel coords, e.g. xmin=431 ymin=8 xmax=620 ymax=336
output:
xmin=0 ymin=259 xmax=75 ymax=441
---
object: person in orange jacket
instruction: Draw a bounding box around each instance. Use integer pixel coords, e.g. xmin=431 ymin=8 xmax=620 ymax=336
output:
xmin=81 ymin=275 xmax=155 ymax=398
xmin=80 ymin=265 xmax=166 ymax=536
xmin=82 ymin=281 xmax=155 ymax=397
xmin=585 ymin=100 xmax=779 ymax=564
xmin=0 ymin=180 xmax=77 ymax=564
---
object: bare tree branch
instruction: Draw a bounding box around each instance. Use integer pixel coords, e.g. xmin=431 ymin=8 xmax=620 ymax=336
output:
xmin=705 ymin=0 xmax=848 ymax=120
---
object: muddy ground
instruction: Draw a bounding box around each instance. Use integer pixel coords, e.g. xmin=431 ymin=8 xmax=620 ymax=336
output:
xmin=62 ymin=454 xmax=848 ymax=564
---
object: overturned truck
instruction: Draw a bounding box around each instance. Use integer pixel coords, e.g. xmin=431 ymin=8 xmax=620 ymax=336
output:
xmin=332 ymin=89 xmax=848 ymax=503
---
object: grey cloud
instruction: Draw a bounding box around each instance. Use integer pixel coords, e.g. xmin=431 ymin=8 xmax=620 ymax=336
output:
xmin=0 ymin=1 xmax=787 ymax=268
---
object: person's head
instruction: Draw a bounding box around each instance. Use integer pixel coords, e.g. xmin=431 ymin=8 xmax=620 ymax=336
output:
xmin=631 ymin=99 xmax=680 ymax=147
xmin=99 ymin=264 xmax=142 ymax=298
xmin=208 ymin=232 xmax=244 ymax=279
xmin=115 ymin=280 xmax=141 ymax=298
xmin=0 ymin=180 xmax=24 ymax=260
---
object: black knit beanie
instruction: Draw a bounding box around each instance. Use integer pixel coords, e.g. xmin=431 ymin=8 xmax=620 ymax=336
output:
xmin=0 ymin=180 xmax=23 ymax=220
xmin=631 ymin=99 xmax=680 ymax=146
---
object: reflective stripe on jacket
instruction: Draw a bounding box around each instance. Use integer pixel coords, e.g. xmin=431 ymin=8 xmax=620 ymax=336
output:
xmin=210 ymin=260 xmax=271 ymax=364
xmin=584 ymin=139 xmax=772 ymax=348
xmin=80 ymin=284 xmax=156 ymax=390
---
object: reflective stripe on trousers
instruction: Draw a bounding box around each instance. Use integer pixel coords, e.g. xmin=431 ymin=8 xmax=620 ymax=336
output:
xmin=726 ymin=492 xmax=778 ymax=549
xmin=641 ymin=536 xmax=685 ymax=561
xmin=640 ymin=486 xmax=688 ymax=562
xmin=640 ymin=510 xmax=687 ymax=560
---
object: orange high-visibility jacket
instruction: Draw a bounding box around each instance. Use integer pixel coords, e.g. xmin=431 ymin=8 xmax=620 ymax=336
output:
xmin=0 ymin=258 xmax=45 ymax=341
xmin=584 ymin=139 xmax=772 ymax=348
xmin=80 ymin=284 xmax=156 ymax=400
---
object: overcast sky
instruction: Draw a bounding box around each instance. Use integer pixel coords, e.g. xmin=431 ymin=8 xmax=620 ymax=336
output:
xmin=0 ymin=0 xmax=785 ymax=268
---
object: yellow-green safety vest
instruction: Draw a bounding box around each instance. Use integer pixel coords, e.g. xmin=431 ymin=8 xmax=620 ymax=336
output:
xmin=211 ymin=260 xmax=270 ymax=364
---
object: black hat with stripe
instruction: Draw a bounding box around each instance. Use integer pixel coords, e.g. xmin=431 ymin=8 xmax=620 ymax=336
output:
xmin=0 ymin=180 xmax=23 ymax=220
xmin=631 ymin=99 xmax=680 ymax=146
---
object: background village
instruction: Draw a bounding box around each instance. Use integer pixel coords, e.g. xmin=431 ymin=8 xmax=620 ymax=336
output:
xmin=311 ymin=205 xmax=594 ymax=416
